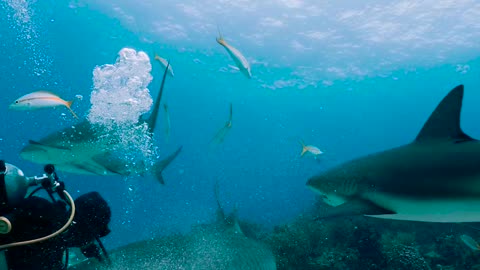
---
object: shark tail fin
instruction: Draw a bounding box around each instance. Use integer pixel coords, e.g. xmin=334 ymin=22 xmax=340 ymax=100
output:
xmin=415 ymin=85 xmax=473 ymax=142
xmin=154 ymin=146 xmax=182 ymax=184
xmin=147 ymin=60 xmax=170 ymax=133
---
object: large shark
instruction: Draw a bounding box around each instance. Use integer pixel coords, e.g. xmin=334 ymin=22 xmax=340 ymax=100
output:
xmin=69 ymin=183 xmax=277 ymax=270
xmin=307 ymin=85 xmax=480 ymax=223
xmin=20 ymin=62 xmax=181 ymax=184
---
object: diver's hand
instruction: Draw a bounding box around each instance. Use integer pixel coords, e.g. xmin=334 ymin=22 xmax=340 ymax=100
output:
xmin=56 ymin=181 xmax=67 ymax=201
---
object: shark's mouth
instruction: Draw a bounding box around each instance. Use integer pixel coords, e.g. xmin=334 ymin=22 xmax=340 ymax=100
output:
xmin=321 ymin=193 xmax=347 ymax=207
xmin=307 ymin=185 xmax=347 ymax=207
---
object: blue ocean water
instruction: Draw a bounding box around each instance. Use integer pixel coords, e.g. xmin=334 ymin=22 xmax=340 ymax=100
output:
xmin=1 ymin=0 xmax=480 ymax=254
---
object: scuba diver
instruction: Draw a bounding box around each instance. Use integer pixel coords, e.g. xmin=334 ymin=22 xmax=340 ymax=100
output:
xmin=0 ymin=160 xmax=112 ymax=269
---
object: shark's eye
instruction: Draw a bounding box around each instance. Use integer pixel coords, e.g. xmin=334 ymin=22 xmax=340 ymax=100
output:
xmin=15 ymin=101 xmax=18 ymax=104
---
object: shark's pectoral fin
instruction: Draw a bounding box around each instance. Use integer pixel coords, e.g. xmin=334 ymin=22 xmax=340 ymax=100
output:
xmin=28 ymin=140 xmax=71 ymax=151
xmin=154 ymin=146 xmax=182 ymax=184
xmin=415 ymin=85 xmax=475 ymax=142
xmin=156 ymin=174 xmax=165 ymax=185
xmin=315 ymin=198 xmax=395 ymax=220
xmin=91 ymin=153 xmax=127 ymax=176
xmin=72 ymin=162 xmax=107 ymax=176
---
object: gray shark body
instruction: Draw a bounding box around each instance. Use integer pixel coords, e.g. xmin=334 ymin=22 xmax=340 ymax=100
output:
xmin=69 ymin=184 xmax=277 ymax=270
xmin=20 ymin=62 xmax=181 ymax=184
xmin=307 ymin=85 xmax=480 ymax=222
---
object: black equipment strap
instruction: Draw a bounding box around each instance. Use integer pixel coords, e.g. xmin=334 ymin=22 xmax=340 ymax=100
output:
xmin=0 ymin=161 xmax=7 ymax=208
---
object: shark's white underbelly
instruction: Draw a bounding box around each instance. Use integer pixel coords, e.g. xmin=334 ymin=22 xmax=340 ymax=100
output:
xmin=364 ymin=192 xmax=480 ymax=222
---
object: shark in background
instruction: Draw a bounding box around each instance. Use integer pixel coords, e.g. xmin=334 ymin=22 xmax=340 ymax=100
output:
xmin=68 ymin=183 xmax=277 ymax=270
xmin=20 ymin=61 xmax=181 ymax=184
xmin=307 ymin=85 xmax=480 ymax=223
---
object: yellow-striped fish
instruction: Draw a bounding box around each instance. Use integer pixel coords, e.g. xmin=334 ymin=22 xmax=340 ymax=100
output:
xmin=216 ymin=33 xmax=252 ymax=79
xmin=300 ymin=139 xmax=323 ymax=158
xmin=10 ymin=91 xmax=78 ymax=119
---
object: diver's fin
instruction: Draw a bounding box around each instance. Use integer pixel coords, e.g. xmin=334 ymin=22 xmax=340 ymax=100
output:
xmin=28 ymin=140 xmax=71 ymax=151
xmin=315 ymin=198 xmax=394 ymax=220
xmin=154 ymin=146 xmax=182 ymax=184
xmin=415 ymin=85 xmax=473 ymax=142
xmin=146 ymin=60 xmax=170 ymax=133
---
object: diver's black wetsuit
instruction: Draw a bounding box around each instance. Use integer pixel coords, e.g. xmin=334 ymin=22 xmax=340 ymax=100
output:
xmin=1 ymin=191 xmax=111 ymax=270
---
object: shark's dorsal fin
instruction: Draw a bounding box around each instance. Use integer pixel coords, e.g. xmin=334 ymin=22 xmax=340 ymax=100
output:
xmin=415 ymin=85 xmax=473 ymax=142
xmin=154 ymin=146 xmax=182 ymax=184
xmin=228 ymin=204 xmax=244 ymax=236
xmin=214 ymin=180 xmax=226 ymax=222
xmin=146 ymin=60 xmax=170 ymax=133
xmin=213 ymin=182 xmax=244 ymax=236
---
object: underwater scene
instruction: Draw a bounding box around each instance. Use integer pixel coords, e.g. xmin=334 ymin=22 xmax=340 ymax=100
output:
xmin=1 ymin=0 xmax=480 ymax=269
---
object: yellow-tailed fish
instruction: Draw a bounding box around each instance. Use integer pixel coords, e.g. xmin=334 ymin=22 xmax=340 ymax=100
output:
xmin=300 ymin=139 xmax=323 ymax=157
xmin=10 ymin=91 xmax=78 ymax=119
xmin=460 ymin=234 xmax=480 ymax=251
xmin=163 ymin=103 xmax=171 ymax=143
xmin=216 ymin=32 xmax=251 ymax=79
xmin=154 ymin=53 xmax=174 ymax=77
xmin=211 ymin=103 xmax=233 ymax=145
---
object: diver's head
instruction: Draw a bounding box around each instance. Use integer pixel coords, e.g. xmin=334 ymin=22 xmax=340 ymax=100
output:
xmin=0 ymin=161 xmax=29 ymax=208
xmin=66 ymin=191 xmax=111 ymax=247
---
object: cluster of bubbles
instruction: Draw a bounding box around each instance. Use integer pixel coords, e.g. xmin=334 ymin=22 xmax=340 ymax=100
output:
xmin=89 ymin=48 xmax=153 ymax=125
xmin=88 ymin=48 xmax=159 ymax=171
xmin=4 ymin=0 xmax=54 ymax=78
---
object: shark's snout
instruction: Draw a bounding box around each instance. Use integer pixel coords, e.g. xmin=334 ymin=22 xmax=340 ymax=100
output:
xmin=306 ymin=176 xmax=323 ymax=194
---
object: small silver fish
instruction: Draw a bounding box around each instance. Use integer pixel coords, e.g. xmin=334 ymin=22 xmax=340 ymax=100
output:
xmin=154 ymin=54 xmax=174 ymax=77
xmin=461 ymin=234 xmax=480 ymax=251
xmin=216 ymin=33 xmax=252 ymax=79
xmin=211 ymin=103 xmax=233 ymax=145
xmin=299 ymin=139 xmax=323 ymax=157
xmin=10 ymin=91 xmax=78 ymax=119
